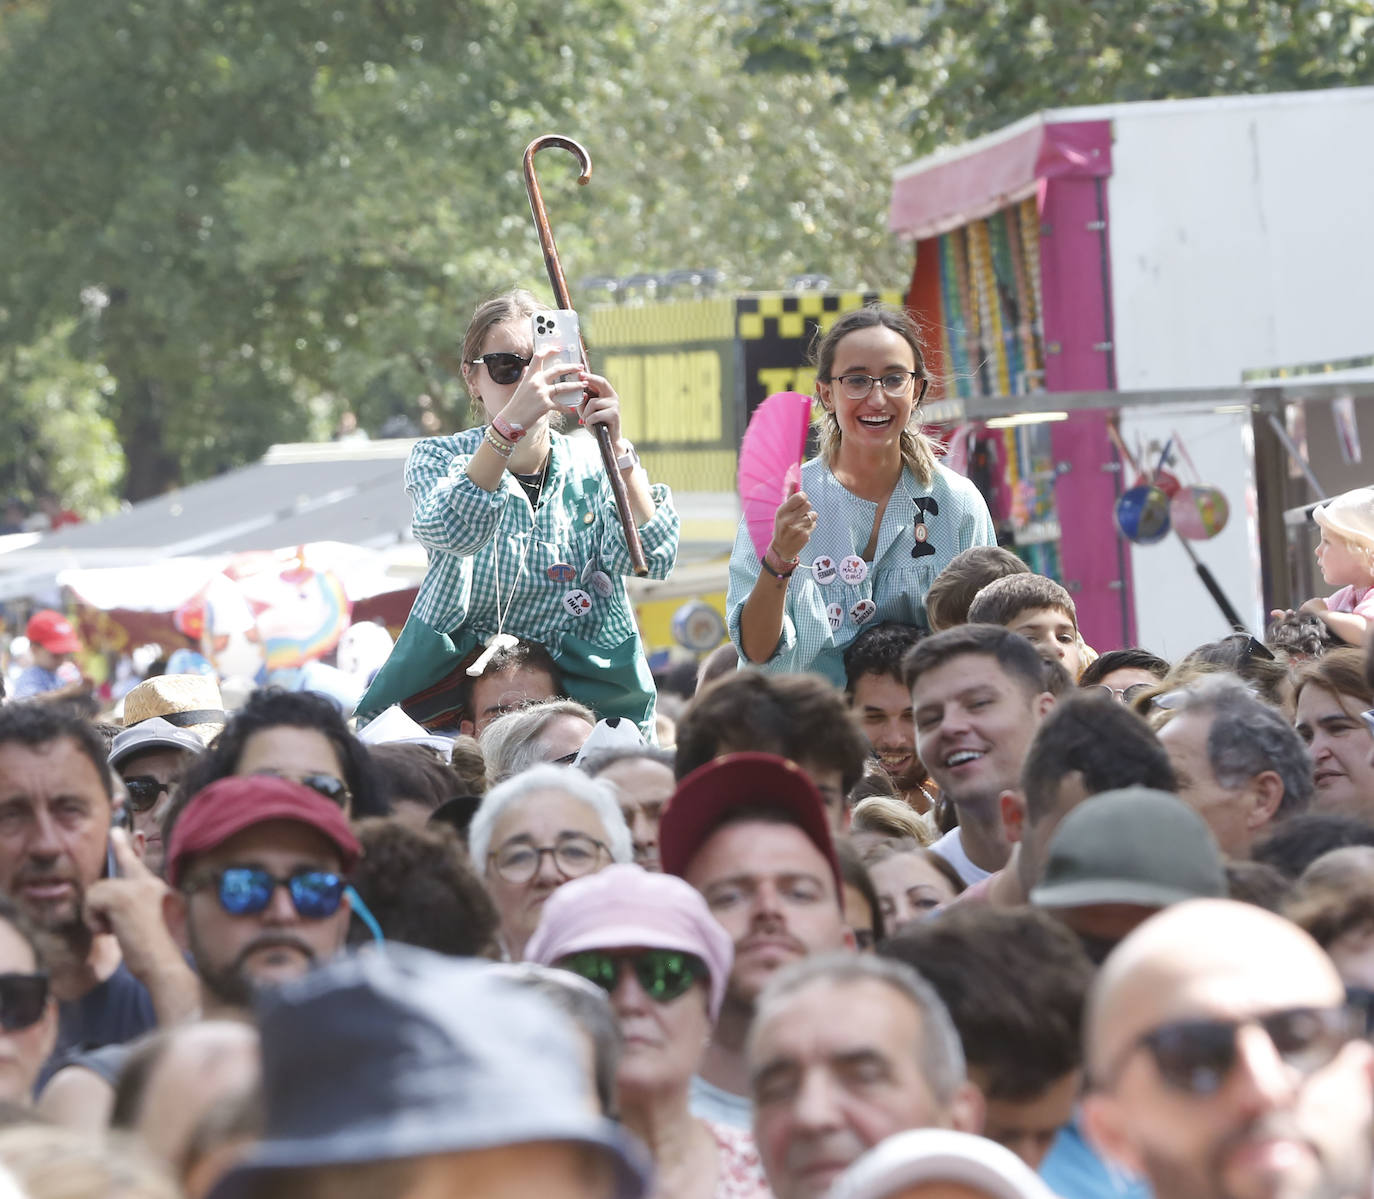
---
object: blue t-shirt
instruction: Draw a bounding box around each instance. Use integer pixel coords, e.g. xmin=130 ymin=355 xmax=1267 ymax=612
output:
xmin=13 ymin=665 xmax=62 ymax=700
xmin=1040 ymin=1111 xmax=1152 ymax=1199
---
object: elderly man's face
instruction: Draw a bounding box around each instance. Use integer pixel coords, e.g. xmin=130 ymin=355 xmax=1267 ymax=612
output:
xmin=1084 ymin=908 xmax=1374 ymax=1199
xmin=1156 ymin=711 xmax=1276 ymax=858
xmin=749 ymin=978 xmax=976 ymax=1199
xmin=596 ymin=757 xmax=673 ymax=871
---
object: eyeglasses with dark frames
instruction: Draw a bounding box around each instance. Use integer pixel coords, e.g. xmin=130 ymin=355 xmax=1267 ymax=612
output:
xmin=823 ymin=370 xmax=925 ymax=402
xmin=489 ymin=832 xmax=609 ymax=884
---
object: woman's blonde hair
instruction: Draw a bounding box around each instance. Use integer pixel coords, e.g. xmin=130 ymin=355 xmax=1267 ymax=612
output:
xmin=812 ymin=303 xmax=939 ymax=487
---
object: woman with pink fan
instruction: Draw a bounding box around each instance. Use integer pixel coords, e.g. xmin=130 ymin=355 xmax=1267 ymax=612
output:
xmin=727 ymin=304 xmax=995 ymax=688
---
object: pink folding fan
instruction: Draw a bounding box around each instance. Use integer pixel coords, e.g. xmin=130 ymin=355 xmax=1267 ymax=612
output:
xmin=737 ymin=391 xmax=814 ymax=558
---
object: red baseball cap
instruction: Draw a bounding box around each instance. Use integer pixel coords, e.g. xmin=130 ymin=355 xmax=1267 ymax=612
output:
xmin=659 ymin=752 xmax=843 ymax=898
xmin=166 ymin=775 xmax=361 ymax=888
xmin=25 ymin=609 xmax=80 ymax=655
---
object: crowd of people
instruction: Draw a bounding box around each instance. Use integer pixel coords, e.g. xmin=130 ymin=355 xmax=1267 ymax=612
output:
xmin=0 ymin=298 xmax=1372 ymax=1199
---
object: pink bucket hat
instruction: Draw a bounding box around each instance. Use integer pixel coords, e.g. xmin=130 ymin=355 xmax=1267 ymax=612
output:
xmin=524 ymin=864 xmax=734 ymax=1021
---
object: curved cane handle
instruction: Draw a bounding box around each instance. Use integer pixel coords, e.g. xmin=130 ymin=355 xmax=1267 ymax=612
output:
xmin=523 ymin=136 xmax=592 ymax=312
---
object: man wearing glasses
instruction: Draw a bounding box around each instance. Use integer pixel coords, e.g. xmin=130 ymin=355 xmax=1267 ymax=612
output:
xmin=163 ymin=774 xmax=358 ymax=1014
xmin=1082 ymin=899 xmax=1374 ymax=1199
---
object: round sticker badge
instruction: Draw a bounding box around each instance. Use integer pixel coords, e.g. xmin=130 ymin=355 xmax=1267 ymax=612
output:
xmin=562 ymin=589 xmax=593 ymax=618
xmin=826 ymin=603 xmax=844 ymax=632
xmin=812 ymin=556 xmax=837 ymax=585
xmin=849 ymin=598 xmax=877 ymax=625
xmin=839 ymin=555 xmax=869 ymax=585
xmin=547 ymin=562 xmax=577 ymax=584
xmin=589 ymin=571 xmax=614 ymax=599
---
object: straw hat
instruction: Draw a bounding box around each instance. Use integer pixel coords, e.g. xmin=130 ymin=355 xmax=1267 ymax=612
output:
xmin=122 ymin=674 xmax=228 ymax=745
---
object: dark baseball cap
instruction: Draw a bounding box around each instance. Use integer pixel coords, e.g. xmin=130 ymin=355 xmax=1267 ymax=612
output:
xmin=659 ymin=752 xmax=842 ymax=896
xmin=1029 ymin=786 xmax=1227 ymax=910
xmin=166 ymin=775 xmax=361 ymax=888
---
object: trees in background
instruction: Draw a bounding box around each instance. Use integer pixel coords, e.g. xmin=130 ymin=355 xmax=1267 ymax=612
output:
xmin=0 ymin=0 xmax=1368 ymax=506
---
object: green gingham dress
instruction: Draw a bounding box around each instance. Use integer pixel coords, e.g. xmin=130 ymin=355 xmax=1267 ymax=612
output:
xmin=357 ymin=427 xmax=680 ymax=735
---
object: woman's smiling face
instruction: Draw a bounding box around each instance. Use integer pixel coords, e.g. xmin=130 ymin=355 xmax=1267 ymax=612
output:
xmin=818 ymin=325 xmax=919 ymax=453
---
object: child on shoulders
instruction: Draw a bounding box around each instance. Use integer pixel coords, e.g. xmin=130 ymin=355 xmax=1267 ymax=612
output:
xmin=1279 ymin=487 xmax=1374 ymax=648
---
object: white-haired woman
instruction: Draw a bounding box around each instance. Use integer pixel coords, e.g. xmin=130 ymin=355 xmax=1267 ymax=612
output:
xmin=479 ymin=697 xmax=597 ymax=783
xmin=469 ymin=763 xmax=632 ymax=959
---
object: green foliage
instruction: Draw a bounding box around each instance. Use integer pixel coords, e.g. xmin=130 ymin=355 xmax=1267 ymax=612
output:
xmin=0 ymin=0 xmax=1368 ymax=508
xmin=738 ymin=0 xmax=1374 ymax=150
xmin=0 ymin=324 xmax=124 ymax=517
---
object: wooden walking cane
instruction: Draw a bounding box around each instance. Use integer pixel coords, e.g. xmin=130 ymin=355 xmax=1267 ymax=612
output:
xmin=523 ymin=135 xmax=649 ymax=577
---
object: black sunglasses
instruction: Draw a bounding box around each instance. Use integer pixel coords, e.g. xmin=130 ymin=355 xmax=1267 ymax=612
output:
xmin=1104 ymin=1005 xmax=1362 ymax=1095
xmin=0 ymin=973 xmax=49 ymax=1032
xmin=188 ymin=866 xmax=346 ymax=920
xmin=123 ymin=776 xmax=174 ymax=813
xmin=471 ymin=352 xmax=531 ymax=386
xmin=559 ymin=949 xmax=708 ymax=1004
xmin=251 ymin=770 xmax=351 ymax=809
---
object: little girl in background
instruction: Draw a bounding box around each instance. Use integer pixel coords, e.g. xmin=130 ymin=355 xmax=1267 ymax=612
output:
xmin=1274 ymin=487 xmax=1374 ymax=648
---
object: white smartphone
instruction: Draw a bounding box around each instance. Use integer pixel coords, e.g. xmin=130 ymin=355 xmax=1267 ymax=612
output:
xmin=531 ymin=309 xmax=585 ymax=403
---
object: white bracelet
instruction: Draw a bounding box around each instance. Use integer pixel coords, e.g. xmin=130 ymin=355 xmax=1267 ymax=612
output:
xmin=615 ymin=441 xmax=640 ymax=472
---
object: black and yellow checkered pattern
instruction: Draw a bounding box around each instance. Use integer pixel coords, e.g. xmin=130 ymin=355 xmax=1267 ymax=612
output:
xmin=736 ymin=291 xmax=905 ymax=342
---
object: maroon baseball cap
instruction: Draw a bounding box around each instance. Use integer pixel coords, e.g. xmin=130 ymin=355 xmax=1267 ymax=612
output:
xmin=166 ymin=775 xmax=361 ymax=888
xmin=659 ymin=752 xmax=843 ymax=897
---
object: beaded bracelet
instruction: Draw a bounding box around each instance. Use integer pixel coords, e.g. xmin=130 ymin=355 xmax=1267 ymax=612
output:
xmin=484 ymin=427 xmax=515 ymax=458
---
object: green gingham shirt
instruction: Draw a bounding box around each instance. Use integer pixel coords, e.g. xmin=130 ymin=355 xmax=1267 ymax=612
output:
xmin=727 ymin=457 xmax=996 ymax=688
xmin=407 ymin=427 xmax=679 ymax=654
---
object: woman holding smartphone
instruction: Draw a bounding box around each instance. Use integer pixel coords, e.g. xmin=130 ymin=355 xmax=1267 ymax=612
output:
xmin=358 ymin=290 xmax=680 ymax=737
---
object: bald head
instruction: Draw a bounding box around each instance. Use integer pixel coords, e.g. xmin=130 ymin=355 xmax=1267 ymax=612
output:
xmin=1086 ymin=899 xmax=1345 ymax=1080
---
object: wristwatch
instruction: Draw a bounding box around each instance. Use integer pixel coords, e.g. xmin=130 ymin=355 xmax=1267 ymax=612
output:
xmin=615 ymin=440 xmax=640 ymax=472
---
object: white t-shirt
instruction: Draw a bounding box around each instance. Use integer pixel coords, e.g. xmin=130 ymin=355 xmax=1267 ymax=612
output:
xmin=930 ymin=827 xmax=993 ymax=887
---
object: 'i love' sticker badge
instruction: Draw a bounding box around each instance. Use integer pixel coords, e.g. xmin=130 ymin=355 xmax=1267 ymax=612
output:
xmin=839 ymin=555 xmax=869 ymax=585
xmin=826 ymin=603 xmax=844 ymax=632
xmin=562 ymin=590 xmax=593 ymax=617
xmin=812 ymin=556 xmax=837 ymax=585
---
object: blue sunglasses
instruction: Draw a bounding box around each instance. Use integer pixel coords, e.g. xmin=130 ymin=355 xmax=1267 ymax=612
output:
xmin=194 ymin=866 xmax=346 ymax=920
